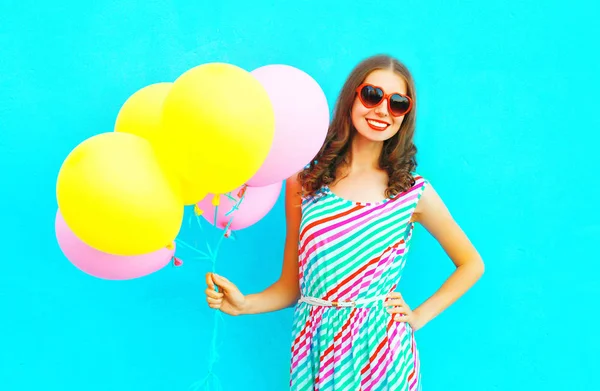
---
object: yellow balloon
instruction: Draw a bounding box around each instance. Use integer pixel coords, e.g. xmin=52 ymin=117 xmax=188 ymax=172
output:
xmin=114 ymin=82 xmax=205 ymax=205
xmin=178 ymin=178 xmax=207 ymax=205
xmin=56 ymin=132 xmax=184 ymax=256
xmin=114 ymin=82 xmax=173 ymax=144
xmin=159 ymin=62 xmax=275 ymax=194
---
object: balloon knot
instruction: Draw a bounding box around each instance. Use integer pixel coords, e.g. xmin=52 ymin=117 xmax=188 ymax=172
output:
xmin=224 ymin=228 xmax=232 ymax=238
xmin=172 ymin=257 xmax=183 ymax=267
xmin=194 ymin=205 xmax=204 ymax=216
xmin=212 ymin=194 xmax=221 ymax=207
xmin=237 ymin=185 xmax=248 ymax=198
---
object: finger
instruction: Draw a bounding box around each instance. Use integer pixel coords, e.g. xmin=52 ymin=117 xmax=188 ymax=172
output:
xmin=212 ymin=273 xmax=235 ymax=292
xmin=206 ymin=297 xmax=222 ymax=305
xmin=205 ymin=288 xmax=223 ymax=299
xmin=387 ymin=306 xmax=408 ymax=315
xmin=394 ymin=314 xmax=409 ymax=322
xmin=208 ymin=303 xmax=221 ymax=309
xmin=385 ymin=299 xmax=406 ymax=307
xmin=206 ymin=273 xmax=216 ymax=290
xmin=387 ymin=291 xmax=402 ymax=299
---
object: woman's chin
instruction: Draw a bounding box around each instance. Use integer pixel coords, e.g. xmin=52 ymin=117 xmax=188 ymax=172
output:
xmin=355 ymin=127 xmax=397 ymax=142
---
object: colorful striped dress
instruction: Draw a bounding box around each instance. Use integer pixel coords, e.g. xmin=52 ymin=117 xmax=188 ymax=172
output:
xmin=290 ymin=174 xmax=428 ymax=391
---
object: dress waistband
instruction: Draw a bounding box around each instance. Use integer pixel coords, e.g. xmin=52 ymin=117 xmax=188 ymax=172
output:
xmin=298 ymin=295 xmax=388 ymax=308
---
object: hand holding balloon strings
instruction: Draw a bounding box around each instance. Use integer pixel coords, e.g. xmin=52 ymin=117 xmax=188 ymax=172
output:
xmin=184 ymin=192 xmax=245 ymax=391
xmin=54 ymin=61 xmax=329 ymax=391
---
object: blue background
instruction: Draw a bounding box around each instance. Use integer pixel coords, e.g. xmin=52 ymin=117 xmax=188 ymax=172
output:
xmin=1 ymin=0 xmax=598 ymax=390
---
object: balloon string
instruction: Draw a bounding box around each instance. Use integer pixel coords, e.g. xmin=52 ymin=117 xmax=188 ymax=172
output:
xmin=175 ymin=239 xmax=210 ymax=259
xmin=189 ymin=189 xmax=246 ymax=391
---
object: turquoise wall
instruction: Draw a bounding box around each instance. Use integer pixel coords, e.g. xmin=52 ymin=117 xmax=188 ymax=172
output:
xmin=1 ymin=1 xmax=597 ymax=390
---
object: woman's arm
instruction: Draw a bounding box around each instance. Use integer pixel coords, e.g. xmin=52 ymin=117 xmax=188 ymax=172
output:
xmin=238 ymin=174 xmax=303 ymax=315
xmin=410 ymin=183 xmax=485 ymax=330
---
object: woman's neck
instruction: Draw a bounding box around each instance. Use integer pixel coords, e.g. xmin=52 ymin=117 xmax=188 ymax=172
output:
xmin=348 ymin=134 xmax=383 ymax=172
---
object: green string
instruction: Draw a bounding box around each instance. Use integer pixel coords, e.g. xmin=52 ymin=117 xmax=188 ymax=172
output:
xmin=188 ymin=191 xmax=246 ymax=391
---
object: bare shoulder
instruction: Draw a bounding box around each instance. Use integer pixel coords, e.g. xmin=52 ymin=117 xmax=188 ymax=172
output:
xmin=286 ymin=171 xmax=302 ymax=190
xmin=285 ymin=172 xmax=303 ymax=204
xmin=412 ymin=181 xmax=481 ymax=268
xmin=412 ymin=181 xmax=457 ymax=244
xmin=413 ymin=181 xmax=447 ymax=220
xmin=285 ymin=172 xmax=303 ymax=227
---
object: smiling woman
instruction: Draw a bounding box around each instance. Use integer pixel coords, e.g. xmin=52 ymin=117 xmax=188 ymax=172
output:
xmin=351 ymin=70 xmax=410 ymax=140
xmin=354 ymin=79 xmax=413 ymax=133
xmin=205 ymin=54 xmax=485 ymax=390
xmin=302 ymin=55 xmax=419 ymax=201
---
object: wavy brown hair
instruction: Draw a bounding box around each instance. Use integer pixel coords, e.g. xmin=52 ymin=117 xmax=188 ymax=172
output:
xmin=298 ymin=54 xmax=418 ymax=199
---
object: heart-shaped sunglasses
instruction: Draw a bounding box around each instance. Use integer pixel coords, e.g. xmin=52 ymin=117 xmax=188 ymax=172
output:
xmin=355 ymin=83 xmax=413 ymax=117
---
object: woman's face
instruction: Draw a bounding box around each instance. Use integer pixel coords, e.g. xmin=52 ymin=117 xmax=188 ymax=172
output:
xmin=351 ymin=69 xmax=409 ymax=142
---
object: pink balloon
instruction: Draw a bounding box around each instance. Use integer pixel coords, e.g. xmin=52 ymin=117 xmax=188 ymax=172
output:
xmin=197 ymin=182 xmax=282 ymax=231
xmin=247 ymin=64 xmax=329 ymax=187
xmin=55 ymin=210 xmax=175 ymax=280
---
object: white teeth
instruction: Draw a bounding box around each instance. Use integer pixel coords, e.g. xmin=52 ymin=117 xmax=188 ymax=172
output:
xmin=367 ymin=119 xmax=388 ymax=129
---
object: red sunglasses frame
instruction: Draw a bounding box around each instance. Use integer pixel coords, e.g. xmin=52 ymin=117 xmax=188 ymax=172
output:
xmin=355 ymin=83 xmax=413 ymax=117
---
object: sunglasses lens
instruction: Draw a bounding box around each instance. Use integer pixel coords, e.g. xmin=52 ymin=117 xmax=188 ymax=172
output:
xmin=360 ymin=85 xmax=383 ymax=107
xmin=389 ymin=94 xmax=411 ymax=116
